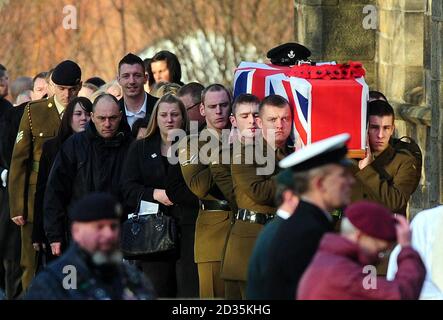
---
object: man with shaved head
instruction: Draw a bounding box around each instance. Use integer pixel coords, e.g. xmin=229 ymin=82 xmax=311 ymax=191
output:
xmin=44 ymin=93 xmax=132 ymax=257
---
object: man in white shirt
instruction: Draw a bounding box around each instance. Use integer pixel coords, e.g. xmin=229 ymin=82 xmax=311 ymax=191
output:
xmin=117 ymin=53 xmax=158 ymax=130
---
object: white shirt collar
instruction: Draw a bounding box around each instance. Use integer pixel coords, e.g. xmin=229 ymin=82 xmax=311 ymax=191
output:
xmin=276 ymin=209 xmax=291 ymax=220
xmin=124 ymin=93 xmax=147 ymax=127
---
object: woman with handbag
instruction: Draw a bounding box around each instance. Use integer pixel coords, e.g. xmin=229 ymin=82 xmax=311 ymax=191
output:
xmin=121 ymin=93 xmax=192 ymax=298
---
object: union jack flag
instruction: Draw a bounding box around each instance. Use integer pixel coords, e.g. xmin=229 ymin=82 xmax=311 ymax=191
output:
xmin=233 ymin=62 xmax=369 ymax=153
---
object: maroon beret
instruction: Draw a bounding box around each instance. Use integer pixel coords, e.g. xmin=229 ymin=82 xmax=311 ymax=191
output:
xmin=344 ymin=201 xmax=397 ymax=242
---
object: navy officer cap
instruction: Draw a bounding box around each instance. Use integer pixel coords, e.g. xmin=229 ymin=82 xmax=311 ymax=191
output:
xmin=69 ymin=192 xmax=122 ymax=222
xmin=51 ymin=60 xmax=82 ymax=86
xmin=267 ymin=42 xmax=311 ymax=66
xmin=279 ymin=133 xmax=351 ymax=172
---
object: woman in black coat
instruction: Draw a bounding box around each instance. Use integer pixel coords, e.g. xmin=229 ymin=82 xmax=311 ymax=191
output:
xmin=122 ymin=93 xmax=199 ymax=298
xmin=32 ymin=97 xmax=92 ymax=271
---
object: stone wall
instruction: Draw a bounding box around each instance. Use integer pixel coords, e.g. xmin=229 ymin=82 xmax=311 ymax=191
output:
xmin=294 ymin=0 xmax=376 ymax=87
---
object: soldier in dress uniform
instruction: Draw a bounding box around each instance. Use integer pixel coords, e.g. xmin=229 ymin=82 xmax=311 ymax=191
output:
xmin=179 ymin=84 xmax=233 ymax=298
xmin=8 ymin=60 xmax=82 ymax=291
xmin=216 ymin=94 xmax=293 ymax=299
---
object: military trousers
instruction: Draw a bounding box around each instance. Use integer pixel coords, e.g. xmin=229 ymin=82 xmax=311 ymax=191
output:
xmin=224 ymin=279 xmax=246 ymax=299
xmin=197 ymin=261 xmax=225 ymax=298
xmin=20 ymin=223 xmax=37 ymax=291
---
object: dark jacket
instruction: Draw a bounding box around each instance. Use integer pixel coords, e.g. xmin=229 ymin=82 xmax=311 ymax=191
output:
xmin=263 ymin=200 xmax=334 ymax=299
xmin=44 ymin=121 xmax=132 ymax=244
xmin=32 ymin=138 xmax=61 ymax=244
xmin=0 ymin=102 xmax=25 ymax=170
xmin=247 ymin=216 xmax=285 ymax=299
xmin=24 ymin=243 xmax=156 ymax=300
xmin=0 ymin=101 xmax=23 ymax=262
xmin=297 ymin=233 xmax=426 ymax=300
xmin=118 ymin=92 xmax=158 ymax=129
xmin=121 ymin=133 xmax=198 ymax=225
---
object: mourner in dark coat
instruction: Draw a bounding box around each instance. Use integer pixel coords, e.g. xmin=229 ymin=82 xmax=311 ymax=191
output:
xmin=44 ymin=94 xmax=132 ymax=257
xmin=246 ymin=169 xmax=298 ymax=299
xmin=0 ymin=94 xmax=22 ymax=299
xmin=25 ymin=193 xmax=156 ymax=300
xmin=121 ymin=93 xmax=196 ymax=298
xmin=263 ymin=133 xmax=356 ymax=299
xmin=32 ymin=97 xmax=92 ymax=271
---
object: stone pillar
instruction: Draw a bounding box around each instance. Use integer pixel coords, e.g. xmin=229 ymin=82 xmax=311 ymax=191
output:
xmin=376 ymin=0 xmax=425 ymax=103
xmin=294 ymin=0 xmax=376 ymax=87
xmin=429 ymin=0 xmax=443 ymax=206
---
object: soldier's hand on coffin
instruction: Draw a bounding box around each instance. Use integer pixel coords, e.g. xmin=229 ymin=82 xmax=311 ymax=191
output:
xmin=50 ymin=242 xmax=62 ymax=256
xmin=153 ymin=189 xmax=174 ymax=206
xmin=12 ymin=215 xmax=26 ymax=226
xmin=358 ymin=135 xmax=373 ymax=169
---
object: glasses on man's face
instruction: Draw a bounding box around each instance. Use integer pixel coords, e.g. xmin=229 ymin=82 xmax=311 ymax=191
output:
xmin=186 ymin=102 xmax=201 ymax=111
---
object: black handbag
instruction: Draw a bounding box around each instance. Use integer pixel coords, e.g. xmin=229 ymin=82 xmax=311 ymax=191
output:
xmin=121 ymin=195 xmax=177 ymax=259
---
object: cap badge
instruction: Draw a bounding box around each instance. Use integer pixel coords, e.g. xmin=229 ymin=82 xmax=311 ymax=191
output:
xmin=288 ymin=50 xmax=295 ymax=59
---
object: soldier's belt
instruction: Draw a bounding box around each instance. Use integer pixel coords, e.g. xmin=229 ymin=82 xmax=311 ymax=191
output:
xmin=235 ymin=209 xmax=274 ymax=225
xmin=200 ymin=199 xmax=231 ymax=212
xmin=32 ymin=161 xmax=39 ymax=173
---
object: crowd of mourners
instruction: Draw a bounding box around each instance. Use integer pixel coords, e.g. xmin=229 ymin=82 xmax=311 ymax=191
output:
xmin=0 ymin=47 xmax=442 ymax=300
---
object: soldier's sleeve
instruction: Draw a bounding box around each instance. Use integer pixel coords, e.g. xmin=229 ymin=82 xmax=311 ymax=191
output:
xmin=8 ymin=105 xmax=32 ymax=218
xmin=230 ymin=150 xmax=276 ymax=206
xmin=355 ymin=155 xmax=421 ymax=213
xmin=178 ymin=136 xmax=213 ymax=199
xmin=209 ymin=146 xmax=236 ymax=210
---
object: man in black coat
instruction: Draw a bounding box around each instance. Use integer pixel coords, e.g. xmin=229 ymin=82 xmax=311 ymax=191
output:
xmin=263 ymin=133 xmax=355 ymax=300
xmin=25 ymin=193 xmax=156 ymax=300
xmin=117 ymin=53 xmax=158 ymax=130
xmin=44 ymin=94 xmax=132 ymax=257
xmin=0 ymin=65 xmax=22 ymax=300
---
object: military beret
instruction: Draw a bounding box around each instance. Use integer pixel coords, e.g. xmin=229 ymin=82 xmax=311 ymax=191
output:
xmin=279 ymin=133 xmax=351 ymax=172
xmin=267 ymin=42 xmax=311 ymax=66
xmin=344 ymin=201 xmax=397 ymax=242
xmin=85 ymin=76 xmax=106 ymax=88
xmin=69 ymin=193 xmax=123 ymax=222
xmin=51 ymin=60 xmax=82 ymax=86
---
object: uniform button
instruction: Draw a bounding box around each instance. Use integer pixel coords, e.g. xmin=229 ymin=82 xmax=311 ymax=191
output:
xmin=39 ymin=133 xmax=43 ymax=137
xmin=48 ymin=103 xmax=53 ymax=108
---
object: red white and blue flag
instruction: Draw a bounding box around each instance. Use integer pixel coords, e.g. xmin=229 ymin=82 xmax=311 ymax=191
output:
xmin=233 ymin=62 xmax=369 ymax=152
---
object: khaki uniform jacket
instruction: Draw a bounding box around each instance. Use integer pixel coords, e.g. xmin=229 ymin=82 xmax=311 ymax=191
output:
xmin=179 ymin=130 xmax=232 ymax=263
xmin=9 ymin=96 xmax=61 ymax=222
xmin=351 ymin=144 xmax=421 ymax=215
xmin=218 ymin=140 xmax=287 ymax=281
